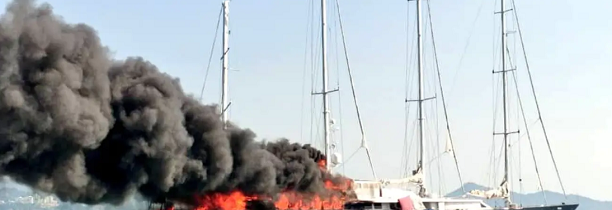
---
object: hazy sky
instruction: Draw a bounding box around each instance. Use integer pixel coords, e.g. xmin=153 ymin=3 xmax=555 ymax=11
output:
xmin=1 ymin=0 xmax=611 ymax=202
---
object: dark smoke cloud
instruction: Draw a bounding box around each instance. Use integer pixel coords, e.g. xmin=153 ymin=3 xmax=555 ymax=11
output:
xmin=0 ymin=0 xmax=344 ymax=205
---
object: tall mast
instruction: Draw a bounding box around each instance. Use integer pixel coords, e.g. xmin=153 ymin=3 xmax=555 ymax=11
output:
xmin=320 ymin=0 xmax=332 ymax=171
xmin=416 ymin=0 xmax=426 ymax=197
xmin=221 ymin=0 xmax=230 ymax=129
xmin=497 ymin=0 xmax=513 ymax=205
xmin=502 ymin=0 xmax=509 ymax=203
xmin=501 ymin=0 xmax=509 ymax=204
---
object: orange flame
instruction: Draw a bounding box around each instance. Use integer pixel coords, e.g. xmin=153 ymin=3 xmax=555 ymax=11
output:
xmin=193 ymin=179 xmax=354 ymax=210
xmin=194 ymin=191 xmax=257 ymax=210
xmin=272 ymin=180 xmax=350 ymax=210
xmin=317 ymin=159 xmax=326 ymax=170
xmin=192 ymin=159 xmax=354 ymax=210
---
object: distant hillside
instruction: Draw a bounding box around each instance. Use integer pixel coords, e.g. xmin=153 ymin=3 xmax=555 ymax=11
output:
xmin=446 ymin=182 xmax=612 ymax=210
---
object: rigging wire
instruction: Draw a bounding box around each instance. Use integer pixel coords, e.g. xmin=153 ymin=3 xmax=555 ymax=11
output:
xmin=488 ymin=0 xmax=501 ymax=188
xmin=506 ymin=47 xmax=548 ymax=205
xmin=330 ymin=0 xmax=347 ymax=175
xmin=513 ymin=24 xmax=524 ymax=200
xmin=402 ymin=0 xmax=418 ymax=179
xmin=309 ymin=0 xmax=322 ymax=147
xmin=401 ymin=1 xmax=412 ymax=178
xmin=198 ymin=6 xmax=223 ymax=101
xmin=419 ymin=3 xmax=437 ymax=191
xmin=327 ymin=1 xmax=337 ymax=156
xmin=510 ymin=0 xmax=568 ymax=199
xmin=333 ymin=0 xmax=378 ymax=179
xmin=448 ymin=0 xmax=488 ymax=98
xmin=300 ymin=0 xmax=315 ymax=143
xmin=425 ymin=0 xmax=465 ymax=193
xmin=509 ymin=12 xmax=524 ymax=203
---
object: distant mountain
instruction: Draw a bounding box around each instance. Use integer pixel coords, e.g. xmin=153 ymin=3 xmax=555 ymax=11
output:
xmin=446 ymin=182 xmax=612 ymax=210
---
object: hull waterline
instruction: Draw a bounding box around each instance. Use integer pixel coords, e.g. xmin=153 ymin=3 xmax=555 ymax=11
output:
xmin=495 ymin=203 xmax=579 ymax=210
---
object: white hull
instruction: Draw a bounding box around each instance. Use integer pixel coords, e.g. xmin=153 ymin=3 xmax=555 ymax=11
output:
xmin=349 ymin=179 xmax=493 ymax=210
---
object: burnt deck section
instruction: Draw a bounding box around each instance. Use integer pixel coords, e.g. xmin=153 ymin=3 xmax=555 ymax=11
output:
xmin=148 ymin=196 xmax=194 ymax=210
xmin=148 ymin=199 xmax=278 ymax=210
xmin=148 ymin=199 xmax=349 ymax=210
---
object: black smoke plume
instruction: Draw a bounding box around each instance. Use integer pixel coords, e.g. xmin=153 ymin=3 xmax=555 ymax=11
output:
xmin=0 ymin=0 xmax=346 ymax=205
